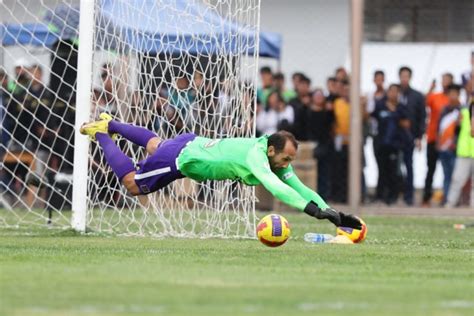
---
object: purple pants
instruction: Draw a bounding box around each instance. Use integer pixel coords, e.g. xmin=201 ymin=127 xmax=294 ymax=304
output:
xmin=134 ymin=133 xmax=196 ymax=194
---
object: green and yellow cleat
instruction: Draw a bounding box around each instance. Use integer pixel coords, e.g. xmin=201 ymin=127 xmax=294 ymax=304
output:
xmin=80 ymin=113 xmax=117 ymax=141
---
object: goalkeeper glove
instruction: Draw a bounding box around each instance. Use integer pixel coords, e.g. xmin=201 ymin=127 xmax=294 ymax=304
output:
xmin=303 ymin=201 xmax=362 ymax=230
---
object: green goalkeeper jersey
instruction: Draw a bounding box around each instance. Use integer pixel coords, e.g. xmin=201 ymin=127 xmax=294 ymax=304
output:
xmin=177 ymin=135 xmax=330 ymax=211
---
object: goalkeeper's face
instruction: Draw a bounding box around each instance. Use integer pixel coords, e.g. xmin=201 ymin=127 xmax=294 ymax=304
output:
xmin=267 ymin=141 xmax=297 ymax=171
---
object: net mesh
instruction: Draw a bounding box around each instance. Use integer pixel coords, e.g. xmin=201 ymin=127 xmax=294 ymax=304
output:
xmin=1 ymin=0 xmax=259 ymax=238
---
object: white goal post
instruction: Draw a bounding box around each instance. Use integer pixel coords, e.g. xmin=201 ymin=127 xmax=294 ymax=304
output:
xmin=72 ymin=0 xmax=94 ymax=232
xmin=0 ymin=0 xmax=269 ymax=238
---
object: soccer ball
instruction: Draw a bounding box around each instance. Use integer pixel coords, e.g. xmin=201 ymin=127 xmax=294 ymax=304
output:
xmin=256 ymin=214 xmax=290 ymax=247
xmin=336 ymin=217 xmax=367 ymax=243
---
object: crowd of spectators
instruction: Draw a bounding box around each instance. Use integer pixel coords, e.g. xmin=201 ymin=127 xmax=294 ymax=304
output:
xmin=1 ymin=54 xmax=473 ymax=208
xmin=0 ymin=59 xmax=75 ymax=208
xmin=256 ymin=57 xmax=474 ymax=207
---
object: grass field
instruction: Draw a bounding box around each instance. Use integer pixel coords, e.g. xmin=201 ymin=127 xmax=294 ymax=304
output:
xmin=1 ymin=212 xmax=473 ymax=316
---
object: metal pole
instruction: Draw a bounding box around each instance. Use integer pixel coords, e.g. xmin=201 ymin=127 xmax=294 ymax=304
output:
xmin=349 ymin=0 xmax=364 ymax=212
xmin=72 ymin=0 xmax=95 ymax=232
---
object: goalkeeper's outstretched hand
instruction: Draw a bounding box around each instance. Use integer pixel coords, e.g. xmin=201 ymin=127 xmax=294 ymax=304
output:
xmin=338 ymin=212 xmax=363 ymax=230
xmin=303 ymin=202 xmax=362 ymax=229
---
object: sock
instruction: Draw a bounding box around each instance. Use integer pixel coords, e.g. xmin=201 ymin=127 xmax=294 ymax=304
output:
xmin=96 ymin=133 xmax=136 ymax=182
xmin=108 ymin=120 xmax=156 ymax=148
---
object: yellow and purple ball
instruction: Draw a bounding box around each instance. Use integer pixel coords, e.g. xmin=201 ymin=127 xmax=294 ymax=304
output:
xmin=256 ymin=214 xmax=291 ymax=247
xmin=336 ymin=217 xmax=367 ymax=243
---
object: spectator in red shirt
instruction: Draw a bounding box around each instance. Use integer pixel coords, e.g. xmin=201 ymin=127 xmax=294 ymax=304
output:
xmin=422 ymin=73 xmax=454 ymax=206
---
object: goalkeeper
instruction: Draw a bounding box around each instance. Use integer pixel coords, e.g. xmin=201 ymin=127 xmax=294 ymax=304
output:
xmin=80 ymin=113 xmax=362 ymax=229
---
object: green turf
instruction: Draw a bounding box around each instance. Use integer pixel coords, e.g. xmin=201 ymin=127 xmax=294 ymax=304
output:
xmin=1 ymin=213 xmax=473 ymax=316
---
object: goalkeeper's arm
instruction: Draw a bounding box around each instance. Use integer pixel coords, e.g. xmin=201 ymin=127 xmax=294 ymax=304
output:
xmin=275 ymin=166 xmax=362 ymax=229
xmin=249 ymin=162 xmax=308 ymax=211
xmin=246 ymin=156 xmax=353 ymax=228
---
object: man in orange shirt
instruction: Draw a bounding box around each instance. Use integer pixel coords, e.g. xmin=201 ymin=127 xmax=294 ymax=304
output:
xmin=422 ymin=73 xmax=453 ymax=206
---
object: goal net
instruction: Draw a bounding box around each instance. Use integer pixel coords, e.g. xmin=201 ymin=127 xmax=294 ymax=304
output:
xmin=0 ymin=0 xmax=260 ymax=238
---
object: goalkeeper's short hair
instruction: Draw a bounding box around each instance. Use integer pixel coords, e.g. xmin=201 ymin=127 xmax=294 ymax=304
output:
xmin=268 ymin=131 xmax=298 ymax=153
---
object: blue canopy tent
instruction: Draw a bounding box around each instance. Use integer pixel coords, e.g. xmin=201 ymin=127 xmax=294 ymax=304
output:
xmin=99 ymin=0 xmax=281 ymax=58
xmin=1 ymin=0 xmax=281 ymax=59
xmin=1 ymin=23 xmax=60 ymax=47
xmin=1 ymin=0 xmax=281 ymax=115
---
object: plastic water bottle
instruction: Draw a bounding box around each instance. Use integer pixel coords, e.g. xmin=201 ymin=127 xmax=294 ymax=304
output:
xmin=304 ymin=233 xmax=335 ymax=243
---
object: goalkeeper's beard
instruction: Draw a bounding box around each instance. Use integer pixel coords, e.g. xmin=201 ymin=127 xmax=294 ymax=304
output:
xmin=268 ymin=156 xmax=283 ymax=172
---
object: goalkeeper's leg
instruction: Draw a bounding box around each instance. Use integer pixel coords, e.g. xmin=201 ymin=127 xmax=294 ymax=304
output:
xmin=94 ymin=132 xmax=166 ymax=196
xmin=82 ymin=115 xmax=196 ymax=195
xmin=95 ymin=133 xmax=140 ymax=195
xmin=94 ymin=132 xmax=196 ymax=196
xmin=107 ymin=118 xmax=161 ymax=155
xmin=80 ymin=113 xmax=161 ymax=155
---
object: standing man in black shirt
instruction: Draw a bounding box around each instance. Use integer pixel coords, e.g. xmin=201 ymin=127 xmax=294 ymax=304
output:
xmin=398 ymin=66 xmax=426 ymax=206
xmin=289 ymin=76 xmax=312 ymax=141
xmin=307 ymin=88 xmax=335 ymax=200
